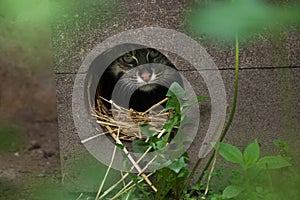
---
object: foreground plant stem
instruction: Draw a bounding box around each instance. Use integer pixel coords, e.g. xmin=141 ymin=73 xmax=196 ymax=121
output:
xmin=95 ymin=137 xmax=118 ymax=200
xmin=198 ymin=33 xmax=240 ymax=185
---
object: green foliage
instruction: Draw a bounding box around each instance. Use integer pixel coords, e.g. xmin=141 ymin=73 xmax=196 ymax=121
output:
xmin=186 ymin=1 xmax=300 ymax=199
xmin=118 ymin=85 xmax=299 ymax=200
xmin=274 ymin=139 xmax=290 ymax=156
xmin=139 ymin=124 xmax=157 ymax=137
xmin=123 ymin=181 xmax=154 ymax=200
xmin=189 ymin=0 xmax=300 ymax=41
xmin=0 ymin=122 xmax=24 ymax=152
xmin=0 ymin=0 xmax=122 ymax=72
xmin=93 ymin=83 xmax=300 ymax=200
xmin=243 ymin=140 xmax=260 ymax=164
xmin=115 ymin=143 xmax=125 ymax=150
xmin=168 ymin=154 xmax=189 ymax=174
xmin=213 ymin=140 xmax=297 ymax=199
xmin=0 ymin=0 xmax=53 ymax=72
xmin=222 ymin=185 xmax=243 ymax=199
xmin=166 ymin=82 xmax=186 ymax=100
xmin=29 ymin=181 xmax=74 ymax=200
xmin=213 ymin=142 xmax=243 ymax=165
xmin=121 ymin=83 xmax=208 ymax=199
xmin=135 ymin=83 xmax=205 ymax=156
xmin=256 ymin=155 xmax=291 ymax=169
xmin=132 ymin=140 xmax=149 ymax=153
xmin=152 ymin=153 xmax=191 ymax=199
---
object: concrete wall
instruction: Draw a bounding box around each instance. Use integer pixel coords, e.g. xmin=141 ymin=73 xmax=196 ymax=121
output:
xmin=50 ymin=0 xmax=300 ymax=191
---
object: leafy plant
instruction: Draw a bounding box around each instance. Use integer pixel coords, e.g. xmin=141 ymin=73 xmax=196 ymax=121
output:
xmin=213 ymin=140 xmax=295 ymax=200
xmin=88 ymin=1 xmax=300 ymax=199
xmin=0 ymin=122 xmax=24 ymax=152
xmin=95 ymin=78 xmax=299 ymax=200
xmin=128 ymin=83 xmax=208 ymax=200
xmin=189 ymin=0 xmax=300 ymax=41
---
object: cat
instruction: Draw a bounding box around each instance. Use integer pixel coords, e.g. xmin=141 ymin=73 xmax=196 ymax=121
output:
xmin=96 ymin=48 xmax=183 ymax=112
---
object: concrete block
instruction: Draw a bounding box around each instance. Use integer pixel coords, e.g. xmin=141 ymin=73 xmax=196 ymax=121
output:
xmin=51 ymin=0 xmax=300 ymax=191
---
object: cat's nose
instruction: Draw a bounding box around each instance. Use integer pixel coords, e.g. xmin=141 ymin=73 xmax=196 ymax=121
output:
xmin=141 ymin=72 xmax=151 ymax=82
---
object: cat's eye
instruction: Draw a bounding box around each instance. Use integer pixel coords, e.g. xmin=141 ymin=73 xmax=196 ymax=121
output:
xmin=123 ymin=54 xmax=134 ymax=63
xmin=149 ymin=50 xmax=159 ymax=58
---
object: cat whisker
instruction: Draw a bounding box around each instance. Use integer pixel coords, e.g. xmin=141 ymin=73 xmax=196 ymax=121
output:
xmin=125 ymin=83 xmax=135 ymax=92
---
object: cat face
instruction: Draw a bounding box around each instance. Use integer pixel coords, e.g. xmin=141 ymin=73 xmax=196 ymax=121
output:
xmin=112 ymin=48 xmax=179 ymax=90
xmin=98 ymin=48 xmax=183 ymax=111
xmin=116 ymin=63 xmax=181 ymax=93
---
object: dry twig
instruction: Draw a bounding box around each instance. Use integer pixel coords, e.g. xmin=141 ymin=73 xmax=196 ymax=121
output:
xmin=91 ymin=96 xmax=170 ymax=198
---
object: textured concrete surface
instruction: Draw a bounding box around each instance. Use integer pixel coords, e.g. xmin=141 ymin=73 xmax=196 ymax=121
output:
xmin=185 ymin=68 xmax=300 ymax=170
xmin=51 ymin=0 xmax=300 ymax=191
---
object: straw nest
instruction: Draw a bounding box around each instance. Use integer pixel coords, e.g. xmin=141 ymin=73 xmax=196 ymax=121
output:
xmin=90 ymin=96 xmax=174 ymax=193
xmin=92 ymin=96 xmax=172 ymax=141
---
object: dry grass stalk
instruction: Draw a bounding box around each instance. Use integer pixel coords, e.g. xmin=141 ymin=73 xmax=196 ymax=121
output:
xmin=95 ymin=128 xmax=120 ymax=200
xmin=107 ymin=128 xmax=167 ymax=199
xmin=92 ymin=96 xmax=170 ymax=141
xmin=102 ymin=124 xmax=157 ymax=192
xmin=91 ymin=96 xmax=172 ymax=198
xmin=110 ymin=172 xmax=155 ymax=200
xmin=95 ymin=128 xmax=165 ymax=199
xmin=91 ymin=96 xmax=170 ymax=197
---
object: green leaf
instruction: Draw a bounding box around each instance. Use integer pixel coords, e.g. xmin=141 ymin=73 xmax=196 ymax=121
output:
xmin=139 ymin=124 xmax=157 ymax=137
xmin=151 ymin=155 xmax=172 ymax=169
xmin=149 ymin=133 xmax=170 ymax=151
xmin=155 ymin=134 xmax=169 ymax=150
xmin=222 ymin=185 xmax=244 ymax=199
xmin=132 ymin=140 xmax=149 ymax=153
xmin=214 ymin=142 xmax=243 ymax=164
xmin=115 ymin=143 xmax=125 ymax=150
xmin=166 ymin=82 xmax=185 ymax=99
xmin=165 ymin=96 xmax=180 ymax=111
xmin=149 ymin=137 xmax=161 ymax=150
xmin=163 ymin=114 xmax=180 ymax=134
xmin=168 ymin=156 xmax=188 ymax=174
xmin=274 ymin=139 xmax=289 ymax=155
xmin=257 ymin=155 xmax=291 ymax=169
xmin=274 ymin=140 xmax=287 ymax=149
xmin=244 ymin=139 xmax=260 ymax=164
xmin=177 ymin=168 xmax=190 ymax=178
xmin=155 ymin=168 xmax=177 ymax=199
